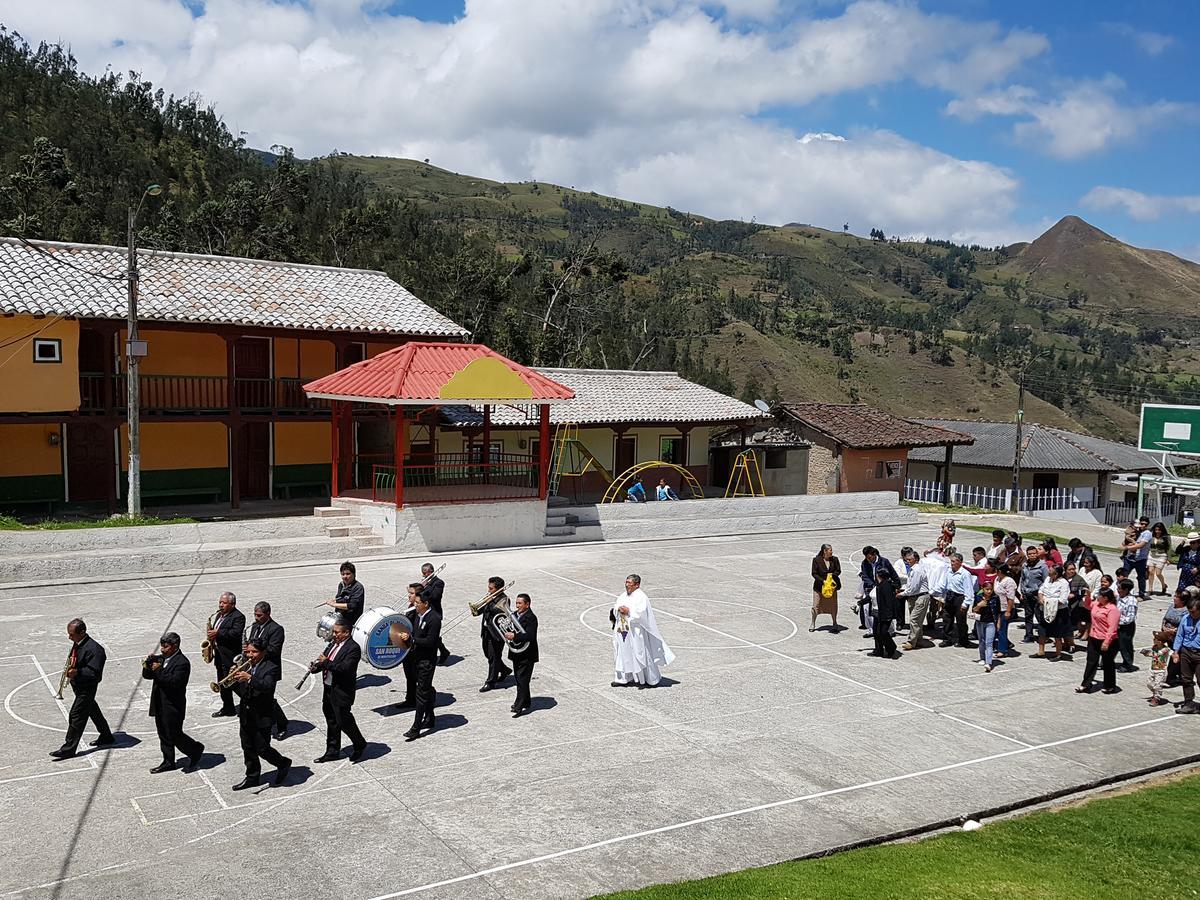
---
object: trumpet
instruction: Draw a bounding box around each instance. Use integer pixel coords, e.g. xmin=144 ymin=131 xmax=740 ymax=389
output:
xmin=200 ymin=611 xmax=217 ymax=664
xmin=210 ymin=653 xmax=251 ymax=692
xmin=54 ymin=649 xmax=72 ymax=700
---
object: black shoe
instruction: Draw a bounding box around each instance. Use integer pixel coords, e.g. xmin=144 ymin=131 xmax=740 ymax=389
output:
xmin=403 ymin=728 xmax=422 ymax=741
xmin=349 ymin=744 xmax=366 ymax=763
xmin=89 ymin=735 xmax=116 ymax=747
xmin=186 ymin=745 xmax=204 ymax=769
xmin=274 ymin=759 xmax=292 ymax=785
xmin=438 ymin=651 xmax=450 ymax=665
xmin=610 ymin=681 xmax=627 ymax=688
xmin=150 ymin=762 xmax=176 ymax=774
xmin=313 ymin=753 xmax=340 ymax=764
xmin=49 ymin=748 xmax=75 ymax=760
xmin=423 ymin=716 xmax=436 ymax=733
xmin=1176 ymin=702 xmax=1199 ymax=715
xmin=497 ymin=668 xmax=512 ymax=682
xmin=512 ymin=708 xmax=526 ymax=718
xmin=275 ymin=726 xmax=288 ymax=741
xmin=479 ymin=683 xmax=495 ymax=693
xmin=232 ymin=777 xmax=260 ymax=791
xmin=212 ymin=709 xmax=236 ymax=718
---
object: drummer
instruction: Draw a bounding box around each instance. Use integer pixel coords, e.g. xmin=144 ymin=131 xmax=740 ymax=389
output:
xmin=324 ymin=561 xmax=365 ymax=627
xmin=390 ymin=583 xmax=422 ymax=711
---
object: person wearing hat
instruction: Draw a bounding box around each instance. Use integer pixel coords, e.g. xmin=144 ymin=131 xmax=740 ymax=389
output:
xmin=141 ymin=632 xmax=204 ymax=773
xmin=1177 ymin=532 xmax=1200 ymax=593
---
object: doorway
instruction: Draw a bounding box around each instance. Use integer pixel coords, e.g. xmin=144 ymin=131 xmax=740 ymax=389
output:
xmin=237 ymin=422 xmax=271 ymax=499
xmin=234 ymin=337 xmax=271 ymax=409
xmin=614 ymin=435 xmax=636 ymax=476
xmin=66 ymin=422 xmax=113 ymax=503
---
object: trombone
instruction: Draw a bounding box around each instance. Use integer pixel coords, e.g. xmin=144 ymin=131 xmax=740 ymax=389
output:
xmin=441 ymin=579 xmax=515 ymax=634
xmin=420 ymin=563 xmax=447 ymax=587
xmin=210 ymin=654 xmax=252 ymax=692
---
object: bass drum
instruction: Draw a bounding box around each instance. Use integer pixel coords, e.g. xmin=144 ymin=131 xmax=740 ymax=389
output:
xmin=351 ymin=606 xmax=413 ymax=670
xmin=316 ymin=611 xmax=340 ymax=642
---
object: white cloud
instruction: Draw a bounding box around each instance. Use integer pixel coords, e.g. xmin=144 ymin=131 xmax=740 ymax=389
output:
xmin=1103 ymin=22 xmax=1175 ymax=57
xmin=946 ymin=75 xmax=1197 ymax=158
xmin=0 ymin=0 xmax=1047 ymax=243
xmin=798 ymin=131 xmax=846 ymax=143
xmin=1081 ymin=186 xmax=1200 ymax=221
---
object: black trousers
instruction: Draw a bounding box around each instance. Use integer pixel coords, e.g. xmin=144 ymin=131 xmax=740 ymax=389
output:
xmin=399 ymin=656 xmax=417 ymax=704
xmin=154 ymin=711 xmax=202 ymax=765
xmin=214 ymin=654 xmax=237 ymax=712
xmin=1117 ymin=621 xmax=1137 ymax=668
xmin=873 ymin=617 xmax=897 ymax=658
xmin=1021 ymin=592 xmax=1039 ymax=640
xmin=482 ymin=631 xmax=508 ymax=684
xmin=413 ymin=658 xmax=436 ymax=729
xmin=943 ymin=594 xmax=969 ymax=645
xmin=1082 ymin=637 xmax=1119 ymax=691
xmin=62 ymin=687 xmax=112 ymax=752
xmin=894 ymin=595 xmax=907 ymax=628
xmin=239 ymin=715 xmax=288 ymax=778
xmin=512 ymin=657 xmax=535 ymax=710
xmin=322 ymin=687 xmax=365 ymax=753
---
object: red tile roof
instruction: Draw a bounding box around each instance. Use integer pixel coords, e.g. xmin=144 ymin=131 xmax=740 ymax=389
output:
xmin=778 ymin=403 xmax=974 ymax=450
xmin=303 ymin=342 xmax=574 ymax=405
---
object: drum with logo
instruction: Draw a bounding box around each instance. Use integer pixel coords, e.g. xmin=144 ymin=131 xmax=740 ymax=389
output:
xmin=351 ymin=606 xmax=413 ymax=669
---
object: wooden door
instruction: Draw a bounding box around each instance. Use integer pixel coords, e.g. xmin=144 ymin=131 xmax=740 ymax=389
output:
xmin=66 ymin=422 xmax=113 ymax=502
xmin=238 ymin=422 xmax=271 ymax=499
xmin=614 ymin=436 xmax=636 ymax=476
xmin=234 ymin=337 xmax=271 ymax=408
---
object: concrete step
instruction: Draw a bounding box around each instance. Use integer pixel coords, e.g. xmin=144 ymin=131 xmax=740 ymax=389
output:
xmin=313 ymin=506 xmax=348 ymax=518
xmin=544 ymin=514 xmax=569 ymax=527
xmin=543 ymin=525 xmax=576 ymax=536
xmin=356 ymin=535 xmax=387 ymax=549
xmin=547 ymin=495 xmax=571 ymax=508
xmin=324 ymin=524 xmax=374 ymax=538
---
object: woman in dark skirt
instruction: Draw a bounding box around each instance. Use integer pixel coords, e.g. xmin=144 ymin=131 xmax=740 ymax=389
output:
xmin=1034 ymin=564 xmax=1072 ymax=660
xmin=1063 ymin=561 xmax=1089 ymax=655
xmin=810 ymin=544 xmax=842 ymax=633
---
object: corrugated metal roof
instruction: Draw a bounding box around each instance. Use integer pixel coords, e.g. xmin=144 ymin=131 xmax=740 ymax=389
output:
xmin=909 ymin=419 xmax=1193 ymax=472
xmin=777 ymin=403 xmax=974 ymax=450
xmin=303 ymin=343 xmax=574 ymax=404
xmin=0 ymin=237 xmax=468 ymax=337
xmin=440 ymin=368 xmax=770 ymax=427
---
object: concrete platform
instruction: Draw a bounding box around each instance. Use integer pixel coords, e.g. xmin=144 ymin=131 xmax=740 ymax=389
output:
xmin=1 ymin=524 xmax=1194 ymax=900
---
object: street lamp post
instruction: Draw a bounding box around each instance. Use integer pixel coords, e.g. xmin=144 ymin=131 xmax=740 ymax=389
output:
xmin=126 ymin=184 xmax=162 ymax=517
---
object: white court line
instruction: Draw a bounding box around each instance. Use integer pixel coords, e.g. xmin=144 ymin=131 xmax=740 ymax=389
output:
xmin=540 ymin=569 xmax=1033 ymax=750
xmin=364 ymin=713 xmax=1182 ymax=900
xmin=29 ymin=654 xmax=99 ymax=772
xmin=195 ymin=768 xmax=230 ymax=811
xmin=143 ymin=779 xmax=371 ymax=826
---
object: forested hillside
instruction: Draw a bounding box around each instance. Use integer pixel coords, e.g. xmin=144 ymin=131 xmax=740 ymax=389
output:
xmin=3 ymin=30 xmax=1199 ymax=441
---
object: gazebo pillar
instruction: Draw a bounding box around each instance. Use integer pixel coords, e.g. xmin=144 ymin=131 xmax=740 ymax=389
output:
xmin=394 ymin=405 xmax=406 ymax=509
xmin=538 ymin=404 xmax=550 ymax=499
xmin=330 ymin=401 xmax=342 ymax=498
xmin=482 ymin=404 xmax=492 ymax=483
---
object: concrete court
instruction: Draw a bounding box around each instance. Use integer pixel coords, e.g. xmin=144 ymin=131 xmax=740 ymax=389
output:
xmin=1 ymin=521 xmax=1195 ymax=900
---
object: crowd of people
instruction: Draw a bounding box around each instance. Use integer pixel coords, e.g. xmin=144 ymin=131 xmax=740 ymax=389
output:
xmin=808 ymin=519 xmax=1200 ymax=712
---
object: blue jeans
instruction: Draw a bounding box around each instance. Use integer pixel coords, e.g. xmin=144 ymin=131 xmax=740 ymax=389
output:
xmin=976 ymin=621 xmax=996 ymax=666
xmin=1131 ymin=558 xmax=1148 ymax=597
xmin=996 ymin=615 xmax=1012 ymax=656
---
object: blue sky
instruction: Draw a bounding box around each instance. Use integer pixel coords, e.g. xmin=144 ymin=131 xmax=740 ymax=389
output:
xmin=1 ymin=0 xmax=1197 ymax=256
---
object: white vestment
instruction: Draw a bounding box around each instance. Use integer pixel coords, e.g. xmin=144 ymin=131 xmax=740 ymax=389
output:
xmin=612 ymin=587 xmax=675 ymax=685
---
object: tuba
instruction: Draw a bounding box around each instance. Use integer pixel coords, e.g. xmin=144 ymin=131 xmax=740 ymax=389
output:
xmin=200 ymin=611 xmax=217 ymax=664
xmin=210 ymin=653 xmax=251 ymax=692
xmin=471 ymin=586 xmax=529 ymax=655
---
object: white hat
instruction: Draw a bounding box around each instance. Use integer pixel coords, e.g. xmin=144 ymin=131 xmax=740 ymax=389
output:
xmin=1188 ymin=531 xmax=1200 ymax=541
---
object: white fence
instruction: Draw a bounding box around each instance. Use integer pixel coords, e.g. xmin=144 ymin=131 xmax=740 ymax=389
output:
xmin=1105 ymin=494 xmax=1184 ymax=527
xmin=904 ymin=479 xmax=1095 ymax=513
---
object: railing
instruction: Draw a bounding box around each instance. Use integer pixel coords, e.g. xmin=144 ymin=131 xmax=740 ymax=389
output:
xmin=372 ymin=452 xmax=540 ymax=505
xmin=1105 ymin=494 xmax=1184 ymax=526
xmin=904 ymin=478 xmax=1095 ymax=513
xmin=78 ymin=374 xmax=328 ymax=413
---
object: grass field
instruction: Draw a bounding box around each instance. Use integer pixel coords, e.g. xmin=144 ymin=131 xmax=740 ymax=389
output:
xmin=598 ymin=772 xmax=1200 ymax=899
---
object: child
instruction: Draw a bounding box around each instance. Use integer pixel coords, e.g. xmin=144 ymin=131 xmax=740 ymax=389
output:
xmin=1140 ymin=634 xmax=1172 ymax=706
xmin=937 ymin=519 xmax=957 ymax=551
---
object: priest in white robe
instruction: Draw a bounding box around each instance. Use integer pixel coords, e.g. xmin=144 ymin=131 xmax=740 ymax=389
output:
xmin=611 ymin=574 xmax=675 ymax=687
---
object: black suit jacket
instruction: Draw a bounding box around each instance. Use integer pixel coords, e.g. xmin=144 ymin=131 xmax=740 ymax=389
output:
xmin=410 ymin=609 xmax=443 ymax=663
xmin=213 ymin=609 xmax=246 ymax=664
xmin=480 ymin=593 xmax=506 ymax=640
xmin=422 ymin=576 xmax=445 ymax=614
xmin=509 ymin=608 xmax=539 ymax=663
xmin=142 ymin=651 xmax=190 ymax=720
xmin=319 ymin=638 xmax=361 ymax=706
xmin=335 ymin=580 xmax=365 ymax=624
xmin=71 ymin=635 xmax=107 ymax=692
xmin=246 ymin=619 xmax=285 ymax=666
xmin=233 ymin=660 xmax=280 ymax=727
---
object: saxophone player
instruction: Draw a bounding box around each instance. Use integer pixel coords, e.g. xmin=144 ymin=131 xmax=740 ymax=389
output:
xmin=207 ymin=592 xmax=245 ymax=718
xmin=142 ymin=632 xmax=204 ymax=773
xmin=49 ymin=619 xmax=115 ymax=760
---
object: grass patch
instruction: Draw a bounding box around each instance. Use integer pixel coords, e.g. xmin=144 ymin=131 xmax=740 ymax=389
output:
xmin=901 ymin=500 xmax=994 ymax=516
xmin=0 ymin=514 xmax=196 ymax=531
xmin=598 ymin=772 xmax=1200 ymax=900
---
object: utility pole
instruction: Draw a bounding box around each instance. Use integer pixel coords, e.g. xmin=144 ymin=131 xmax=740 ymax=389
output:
xmin=1010 ymin=346 xmax=1051 ymax=514
xmin=125 ymin=184 xmax=162 ymax=517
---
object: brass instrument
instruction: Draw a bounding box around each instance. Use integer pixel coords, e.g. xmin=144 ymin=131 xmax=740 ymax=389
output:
xmin=470 ymin=582 xmax=529 ymax=654
xmin=200 ymin=611 xmax=217 ymax=664
xmin=210 ymin=653 xmax=251 ymax=692
xmin=420 ymin=563 xmax=447 ymax=587
xmin=54 ymin=649 xmax=72 ymax=700
xmin=468 ymin=579 xmax=515 ymax=617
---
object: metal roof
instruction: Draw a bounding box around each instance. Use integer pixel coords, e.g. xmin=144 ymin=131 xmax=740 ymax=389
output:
xmin=439 ymin=368 xmax=770 ymax=427
xmin=303 ymin=342 xmax=575 ymax=406
xmin=909 ymin=419 xmax=1194 ymax=472
xmin=776 ymin=403 xmax=974 ymax=450
xmin=0 ymin=237 xmax=468 ymax=337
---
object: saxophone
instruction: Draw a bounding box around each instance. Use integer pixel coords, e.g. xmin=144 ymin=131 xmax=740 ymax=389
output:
xmin=200 ymin=611 xmax=216 ymax=664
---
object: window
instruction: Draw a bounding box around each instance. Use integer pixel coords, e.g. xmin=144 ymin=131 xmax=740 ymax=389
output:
xmin=659 ymin=436 xmax=684 ymax=465
xmin=33 ymin=338 xmax=62 ymax=364
xmin=765 ymin=449 xmax=788 ymax=469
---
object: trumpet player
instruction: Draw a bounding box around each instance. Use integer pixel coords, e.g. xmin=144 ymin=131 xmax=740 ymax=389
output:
xmin=142 ymin=632 xmax=204 ymax=773
xmin=207 ymin=591 xmax=246 ymax=718
xmin=50 ymin=618 xmax=115 ymax=760
xmin=311 ymin=619 xmax=367 ymax=764
xmin=401 ymin=589 xmax=442 ymax=741
xmin=245 ymin=601 xmax=289 ymax=740
xmin=478 ymin=576 xmax=512 ymax=693
xmin=420 ymin=562 xmax=451 ymax=665
xmin=229 ymin=638 xmax=291 ymax=791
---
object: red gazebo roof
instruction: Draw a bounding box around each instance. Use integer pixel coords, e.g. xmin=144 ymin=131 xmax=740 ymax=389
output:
xmin=303 ymin=342 xmax=575 ymax=406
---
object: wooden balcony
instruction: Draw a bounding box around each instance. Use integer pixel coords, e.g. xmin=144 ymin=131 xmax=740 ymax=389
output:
xmin=78 ymin=374 xmax=331 ymax=415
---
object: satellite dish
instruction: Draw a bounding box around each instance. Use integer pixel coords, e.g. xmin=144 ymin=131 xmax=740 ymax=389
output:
xmin=754 ymin=399 xmax=771 ymax=413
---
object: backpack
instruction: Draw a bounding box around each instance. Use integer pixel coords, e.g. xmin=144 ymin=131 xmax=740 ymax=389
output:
xmin=821 ymin=573 xmax=836 ymax=600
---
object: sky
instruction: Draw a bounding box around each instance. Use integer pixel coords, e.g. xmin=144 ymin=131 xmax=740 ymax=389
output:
xmin=2 ymin=0 xmax=1198 ymax=257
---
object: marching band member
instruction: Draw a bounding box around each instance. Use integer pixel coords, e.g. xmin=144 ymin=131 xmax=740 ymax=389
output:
xmin=208 ymin=591 xmax=246 ymax=718
xmin=50 ymin=618 xmax=115 ymax=760
xmin=390 ymin=584 xmax=423 ymax=711
xmin=420 ymin=562 xmax=451 ymax=664
xmin=506 ymin=593 xmax=539 ymax=717
xmin=610 ymin=574 xmax=674 ymax=688
xmin=323 ymin=560 xmax=365 ymax=627
xmin=402 ymin=590 xmax=442 ymax=740
xmin=312 ymin=619 xmax=367 ymax=763
xmin=478 ymin=576 xmax=512 ymax=692
xmin=229 ymin=638 xmax=291 ymax=790
xmin=245 ymin=601 xmax=289 ymax=740
xmin=141 ymin=632 xmax=204 ymax=773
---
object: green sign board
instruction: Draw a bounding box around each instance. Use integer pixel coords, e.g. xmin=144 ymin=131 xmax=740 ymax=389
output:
xmin=1140 ymin=403 xmax=1200 ymax=456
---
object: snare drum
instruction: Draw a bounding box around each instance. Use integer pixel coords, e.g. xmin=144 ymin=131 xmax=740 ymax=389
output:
xmin=316 ymin=611 xmax=340 ymax=642
xmin=351 ymin=606 xmax=414 ymax=669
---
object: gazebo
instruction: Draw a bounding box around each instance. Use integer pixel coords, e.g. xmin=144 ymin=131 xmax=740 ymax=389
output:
xmin=304 ymin=342 xmax=574 ymax=510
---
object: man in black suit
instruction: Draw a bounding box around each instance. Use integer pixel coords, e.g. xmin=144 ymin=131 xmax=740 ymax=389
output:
xmin=324 ymin=560 xmax=365 ymax=627
xmin=245 ymin=601 xmax=289 ymax=739
xmin=400 ymin=590 xmax=441 ymax=740
xmin=312 ymin=619 xmax=368 ymax=763
xmin=229 ymin=638 xmax=291 ymax=790
xmin=420 ymin=562 xmax=451 ymax=664
xmin=390 ymin=583 xmax=423 ymax=712
xmin=50 ymin=618 xmax=114 ymax=760
xmin=208 ymin=591 xmax=246 ymax=717
xmin=505 ymin=593 xmax=539 ymax=717
xmin=141 ymin=632 xmax=204 ymax=773
xmin=478 ymin=576 xmax=512 ymax=692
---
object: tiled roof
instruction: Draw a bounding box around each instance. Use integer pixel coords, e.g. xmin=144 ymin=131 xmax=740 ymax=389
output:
xmin=777 ymin=403 xmax=974 ymax=450
xmin=0 ymin=237 xmax=467 ymax=337
xmin=304 ymin=343 xmax=574 ymax=404
xmin=712 ymin=425 xmax=811 ymax=448
xmin=909 ymin=420 xmax=1194 ymax=472
xmin=440 ymin=369 xmax=770 ymax=427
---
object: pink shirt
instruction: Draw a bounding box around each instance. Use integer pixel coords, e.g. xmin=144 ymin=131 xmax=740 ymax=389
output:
xmin=1085 ymin=599 xmax=1120 ymax=643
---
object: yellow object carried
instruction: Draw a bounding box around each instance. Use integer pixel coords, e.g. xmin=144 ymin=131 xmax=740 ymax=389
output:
xmin=821 ymin=573 xmax=836 ymax=600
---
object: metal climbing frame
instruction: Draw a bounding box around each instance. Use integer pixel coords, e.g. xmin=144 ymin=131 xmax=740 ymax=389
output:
xmin=601 ymin=461 xmax=705 ymax=504
xmin=724 ymin=449 xmax=766 ymax=498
